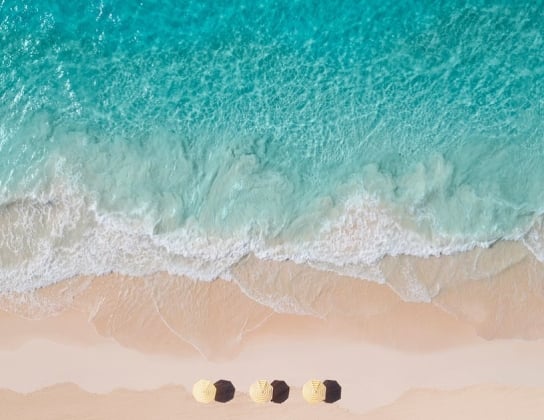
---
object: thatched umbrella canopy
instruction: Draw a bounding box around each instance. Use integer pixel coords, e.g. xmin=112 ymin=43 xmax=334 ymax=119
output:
xmin=249 ymin=380 xmax=273 ymax=403
xmin=192 ymin=379 xmax=216 ymax=403
xmin=213 ymin=379 xmax=235 ymax=403
xmin=323 ymin=380 xmax=342 ymax=403
xmin=302 ymin=380 xmax=326 ymax=404
xmin=270 ymin=380 xmax=290 ymax=404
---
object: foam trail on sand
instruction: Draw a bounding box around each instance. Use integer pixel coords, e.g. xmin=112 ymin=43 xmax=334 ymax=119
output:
xmin=1 ymin=1 xmax=544 ymax=301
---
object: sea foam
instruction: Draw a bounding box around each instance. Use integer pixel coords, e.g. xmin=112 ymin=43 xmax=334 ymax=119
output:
xmin=1 ymin=1 xmax=544 ymax=300
xmin=0 ymin=163 xmax=542 ymax=300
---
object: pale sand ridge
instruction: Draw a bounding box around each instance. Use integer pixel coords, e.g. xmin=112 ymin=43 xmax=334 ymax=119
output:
xmin=0 ymin=247 xmax=543 ymax=417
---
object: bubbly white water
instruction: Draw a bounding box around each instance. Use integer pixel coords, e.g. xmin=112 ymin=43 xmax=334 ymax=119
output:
xmin=1 ymin=166 xmax=542 ymax=302
xmin=2 ymin=0 xmax=544 ymax=302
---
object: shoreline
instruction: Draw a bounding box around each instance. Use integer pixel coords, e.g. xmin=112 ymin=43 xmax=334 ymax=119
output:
xmin=1 ymin=256 xmax=544 ymax=417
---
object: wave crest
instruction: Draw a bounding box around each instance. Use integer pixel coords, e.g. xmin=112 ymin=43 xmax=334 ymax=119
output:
xmin=1 ymin=170 xmax=543 ymax=300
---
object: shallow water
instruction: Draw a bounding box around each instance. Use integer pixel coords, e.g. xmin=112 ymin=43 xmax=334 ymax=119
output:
xmin=1 ymin=0 xmax=544 ymax=292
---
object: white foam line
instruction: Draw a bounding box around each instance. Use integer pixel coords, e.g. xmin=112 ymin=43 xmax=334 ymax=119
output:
xmin=0 ymin=175 xmax=543 ymax=304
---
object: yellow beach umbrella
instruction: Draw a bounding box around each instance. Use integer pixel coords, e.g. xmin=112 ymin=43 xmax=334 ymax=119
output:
xmin=249 ymin=380 xmax=273 ymax=403
xmin=192 ymin=379 xmax=217 ymax=403
xmin=302 ymin=380 xmax=326 ymax=404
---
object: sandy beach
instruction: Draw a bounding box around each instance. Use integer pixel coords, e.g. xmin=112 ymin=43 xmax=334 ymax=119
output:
xmin=1 ymin=244 xmax=544 ymax=419
xmin=3 ymin=1 xmax=544 ymax=418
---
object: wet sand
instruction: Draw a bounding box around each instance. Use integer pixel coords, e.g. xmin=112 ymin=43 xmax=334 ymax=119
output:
xmin=1 ymin=244 xmax=544 ymax=418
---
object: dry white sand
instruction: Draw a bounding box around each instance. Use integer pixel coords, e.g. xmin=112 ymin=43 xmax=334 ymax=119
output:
xmin=1 ymin=247 xmax=544 ymax=418
xmin=2 ymin=383 xmax=543 ymax=420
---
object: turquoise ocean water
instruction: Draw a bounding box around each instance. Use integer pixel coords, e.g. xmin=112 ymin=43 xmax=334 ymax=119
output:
xmin=1 ymin=0 xmax=543 ymax=293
